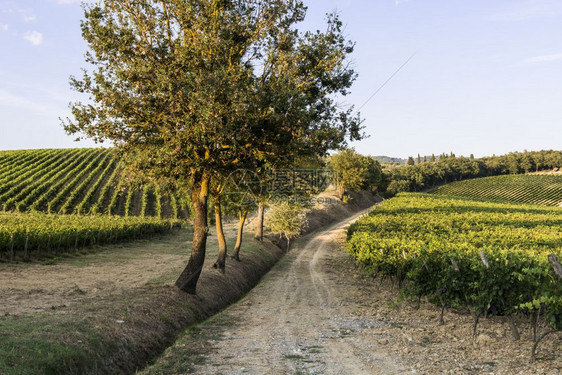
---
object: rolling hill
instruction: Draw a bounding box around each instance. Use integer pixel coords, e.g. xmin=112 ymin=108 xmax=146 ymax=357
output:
xmin=431 ymin=174 xmax=562 ymax=206
xmin=0 ymin=148 xmax=189 ymax=218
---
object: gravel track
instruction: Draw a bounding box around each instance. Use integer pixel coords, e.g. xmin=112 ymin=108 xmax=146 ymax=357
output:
xmin=190 ymin=209 xmax=405 ymax=374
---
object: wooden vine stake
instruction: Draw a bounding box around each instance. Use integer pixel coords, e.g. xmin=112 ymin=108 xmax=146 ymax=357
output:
xmin=471 ymin=251 xmax=490 ymax=343
xmin=450 ymin=257 xmax=460 ymax=272
xmin=9 ymin=233 xmax=14 ymax=262
xmin=479 ymin=250 xmax=489 ymax=268
xmin=530 ymin=254 xmax=561 ymax=362
xmin=437 ymin=257 xmax=461 ymax=326
xmin=23 ymin=234 xmax=29 ymax=261
xmin=548 ymin=254 xmax=562 ymax=280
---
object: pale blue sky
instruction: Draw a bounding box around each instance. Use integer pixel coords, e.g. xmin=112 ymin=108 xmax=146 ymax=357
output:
xmin=0 ymin=0 xmax=561 ymax=158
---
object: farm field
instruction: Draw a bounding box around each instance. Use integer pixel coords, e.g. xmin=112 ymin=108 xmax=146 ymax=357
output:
xmin=0 ymin=148 xmax=189 ymax=258
xmin=432 ymin=174 xmax=562 ymax=206
xmin=0 ymin=212 xmax=180 ymax=261
xmin=347 ymin=193 xmax=562 ymax=362
xmin=0 ymin=148 xmax=189 ymax=218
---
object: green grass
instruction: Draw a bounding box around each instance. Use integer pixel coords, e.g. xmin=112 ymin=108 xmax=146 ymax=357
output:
xmin=0 ymin=314 xmax=113 ymax=375
xmin=432 ymin=174 xmax=562 ymax=206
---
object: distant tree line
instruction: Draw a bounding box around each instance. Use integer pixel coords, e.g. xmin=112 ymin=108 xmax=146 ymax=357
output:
xmin=384 ymin=150 xmax=562 ymax=195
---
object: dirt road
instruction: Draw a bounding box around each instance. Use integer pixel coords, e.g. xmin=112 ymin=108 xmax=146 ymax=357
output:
xmin=183 ymin=209 xmax=406 ymax=374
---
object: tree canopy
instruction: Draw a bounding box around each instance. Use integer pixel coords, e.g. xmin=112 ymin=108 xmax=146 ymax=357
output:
xmin=64 ymin=0 xmax=362 ymax=293
xmin=329 ymin=149 xmax=382 ymax=199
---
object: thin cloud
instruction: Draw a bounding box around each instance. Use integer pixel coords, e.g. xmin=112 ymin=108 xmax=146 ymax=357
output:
xmin=487 ymin=0 xmax=562 ymax=21
xmin=523 ymin=53 xmax=562 ymax=64
xmin=0 ymin=89 xmax=48 ymax=113
xmin=23 ymin=31 xmax=43 ymax=46
xmin=395 ymin=0 xmax=410 ymax=5
xmin=0 ymin=24 xmax=8 ymax=31
xmin=23 ymin=14 xmax=37 ymax=23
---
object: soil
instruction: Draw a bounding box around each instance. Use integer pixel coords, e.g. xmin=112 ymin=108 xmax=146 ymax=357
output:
xmin=530 ymin=169 xmax=562 ymax=175
xmin=0 ymin=231 xmax=192 ymax=317
xmin=145 ymin=208 xmax=562 ymax=375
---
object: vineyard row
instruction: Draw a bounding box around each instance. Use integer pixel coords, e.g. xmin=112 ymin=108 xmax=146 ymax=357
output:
xmin=0 ymin=148 xmax=189 ymax=219
xmin=347 ymin=194 xmax=562 ymax=360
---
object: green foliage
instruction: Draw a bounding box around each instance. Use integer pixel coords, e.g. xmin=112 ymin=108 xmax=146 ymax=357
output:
xmin=0 ymin=211 xmax=180 ymax=259
xmin=383 ymin=150 xmax=562 ymax=195
xmin=385 ymin=179 xmax=410 ymax=196
xmin=265 ymin=202 xmax=309 ymax=241
xmin=63 ymin=0 xmax=362 ymax=192
xmin=347 ymin=194 xmax=562 ymax=337
xmin=433 ymin=174 xmax=562 ymax=206
xmin=0 ymin=149 xmax=185 ymax=219
xmin=329 ymin=149 xmax=382 ymax=198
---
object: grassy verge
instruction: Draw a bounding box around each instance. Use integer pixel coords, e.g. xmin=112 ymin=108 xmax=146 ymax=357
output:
xmin=0 ymin=314 xmax=114 ymax=375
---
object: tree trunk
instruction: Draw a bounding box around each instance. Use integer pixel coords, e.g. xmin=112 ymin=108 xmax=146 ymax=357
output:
xmin=175 ymin=174 xmax=210 ymax=294
xmin=337 ymin=185 xmax=345 ymax=200
xmin=231 ymin=210 xmax=248 ymax=261
xmin=254 ymin=202 xmax=265 ymax=241
xmin=212 ymin=194 xmax=227 ymax=273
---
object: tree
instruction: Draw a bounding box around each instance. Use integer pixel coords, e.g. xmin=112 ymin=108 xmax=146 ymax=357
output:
xmin=407 ymin=156 xmax=415 ymax=166
xmin=362 ymin=156 xmax=383 ymax=193
xmin=220 ymin=169 xmax=258 ymax=262
xmin=330 ymin=149 xmax=381 ymax=198
xmin=265 ymin=202 xmax=308 ymax=250
xmin=210 ymin=181 xmax=228 ymax=273
xmin=65 ymin=0 xmax=362 ymax=293
xmin=330 ymin=149 xmax=366 ymax=199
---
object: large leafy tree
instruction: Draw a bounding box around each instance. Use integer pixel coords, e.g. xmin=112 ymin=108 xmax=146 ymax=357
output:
xmin=64 ymin=0 xmax=362 ymax=294
xmin=330 ymin=149 xmax=381 ymax=199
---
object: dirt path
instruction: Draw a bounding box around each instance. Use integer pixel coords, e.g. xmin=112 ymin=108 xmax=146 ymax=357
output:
xmin=182 ymin=209 xmax=406 ymax=374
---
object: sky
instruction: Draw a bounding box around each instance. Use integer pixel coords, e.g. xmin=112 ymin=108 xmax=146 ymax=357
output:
xmin=0 ymin=0 xmax=561 ymax=158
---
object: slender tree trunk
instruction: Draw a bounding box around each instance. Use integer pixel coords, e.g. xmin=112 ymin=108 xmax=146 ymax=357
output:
xmin=337 ymin=185 xmax=344 ymax=200
xmin=231 ymin=210 xmax=248 ymax=261
xmin=212 ymin=194 xmax=227 ymax=273
xmin=254 ymin=202 xmax=265 ymax=241
xmin=175 ymin=174 xmax=210 ymax=294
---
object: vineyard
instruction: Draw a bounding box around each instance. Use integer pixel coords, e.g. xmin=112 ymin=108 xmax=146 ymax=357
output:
xmin=347 ymin=194 xmax=562 ymax=360
xmin=0 ymin=212 xmax=180 ymax=261
xmin=0 ymin=148 xmax=188 ymax=259
xmin=0 ymin=148 xmax=189 ymax=218
xmin=432 ymin=174 xmax=562 ymax=206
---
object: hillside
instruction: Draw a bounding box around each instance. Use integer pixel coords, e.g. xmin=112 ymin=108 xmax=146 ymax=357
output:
xmin=372 ymin=155 xmax=406 ymax=165
xmin=431 ymin=174 xmax=562 ymax=206
xmin=0 ymin=148 xmax=188 ymax=218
